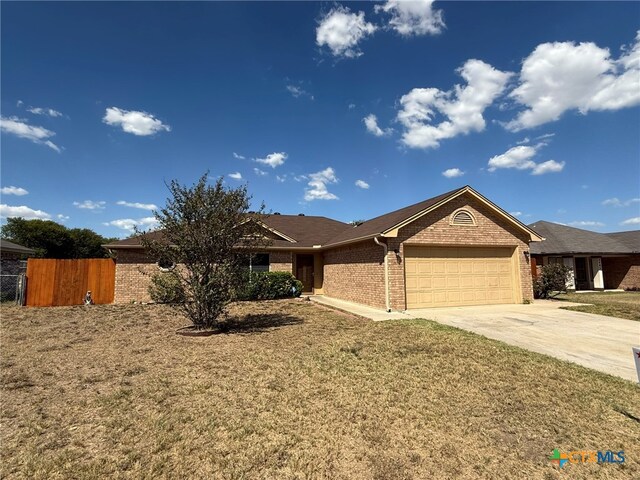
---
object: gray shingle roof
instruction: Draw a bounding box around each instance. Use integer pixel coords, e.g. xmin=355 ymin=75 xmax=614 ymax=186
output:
xmin=528 ymin=221 xmax=636 ymax=255
xmin=606 ymin=231 xmax=640 ymax=252
xmin=0 ymin=239 xmax=35 ymax=255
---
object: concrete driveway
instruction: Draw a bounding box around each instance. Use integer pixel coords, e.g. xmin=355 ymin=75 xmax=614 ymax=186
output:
xmin=405 ymin=301 xmax=640 ymax=382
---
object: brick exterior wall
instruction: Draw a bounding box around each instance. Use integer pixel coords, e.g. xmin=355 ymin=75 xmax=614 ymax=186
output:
xmin=114 ymin=250 xmax=157 ymax=303
xmin=603 ymin=255 xmax=640 ymax=290
xmin=113 ymin=250 xmax=294 ymax=303
xmin=322 ymin=192 xmax=533 ymax=310
xmin=323 ymin=241 xmax=386 ymax=309
xmin=269 ymin=251 xmax=293 ymax=273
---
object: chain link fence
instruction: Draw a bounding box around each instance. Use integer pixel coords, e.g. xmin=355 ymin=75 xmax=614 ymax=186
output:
xmin=1 ymin=274 xmax=26 ymax=305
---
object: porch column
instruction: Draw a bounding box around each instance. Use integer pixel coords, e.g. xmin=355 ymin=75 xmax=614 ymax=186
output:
xmin=563 ymin=257 xmax=575 ymax=290
xmin=591 ymin=257 xmax=604 ymax=290
xmin=313 ymin=253 xmax=324 ymax=294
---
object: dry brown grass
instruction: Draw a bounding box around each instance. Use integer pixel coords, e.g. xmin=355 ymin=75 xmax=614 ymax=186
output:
xmin=1 ymin=300 xmax=639 ymax=479
xmin=557 ymin=291 xmax=640 ymax=321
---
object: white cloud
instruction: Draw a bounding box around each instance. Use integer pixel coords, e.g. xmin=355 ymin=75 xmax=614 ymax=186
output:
xmin=568 ymin=221 xmax=605 ymax=227
xmin=255 ymin=152 xmax=287 ymax=168
xmin=316 ymin=6 xmax=377 ymax=59
xmin=355 ymin=179 xmax=370 ymax=189
xmin=276 ymin=175 xmax=287 ymax=183
xmin=27 ymin=106 xmax=63 ymax=118
xmin=348 ymin=103 xmax=356 ymax=110
xmin=510 ymin=211 xmax=523 ymax=217
xmin=602 ymin=197 xmax=640 ymax=207
xmin=73 ymin=200 xmax=106 ymax=210
xmin=253 ymin=168 xmax=268 ymax=176
xmin=376 ymin=0 xmax=445 ymax=36
xmin=442 ymin=168 xmax=464 ymax=178
xmin=363 ymin=114 xmax=393 ymax=137
xmin=16 ymin=100 xmax=23 ymax=107
xmin=286 ymin=85 xmax=314 ymax=100
xmin=0 ymin=204 xmax=51 ymax=220
xmin=57 ymin=214 xmax=70 ymax=222
xmin=103 ymin=217 xmax=158 ymax=232
xmin=116 ymin=200 xmax=157 ymax=210
xmin=305 ymin=167 xmax=339 ymax=201
xmin=228 ymin=172 xmax=243 ymax=180
xmin=0 ymin=116 xmax=62 ymax=152
xmin=507 ymin=31 xmax=640 ymax=130
xmin=293 ymin=174 xmax=308 ymax=182
xmin=233 ymin=152 xmax=246 ymax=160
xmin=397 ymin=60 xmax=512 ymax=149
xmin=531 ymin=160 xmax=565 ymax=175
xmin=488 ymin=145 xmax=564 ymax=175
xmin=621 ymin=217 xmax=640 ymax=225
xmin=1 ymin=186 xmax=29 ymax=196
xmin=102 ymin=107 xmax=171 ymax=136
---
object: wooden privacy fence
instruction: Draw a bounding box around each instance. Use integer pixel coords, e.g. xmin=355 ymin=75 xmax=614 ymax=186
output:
xmin=26 ymin=258 xmax=115 ymax=307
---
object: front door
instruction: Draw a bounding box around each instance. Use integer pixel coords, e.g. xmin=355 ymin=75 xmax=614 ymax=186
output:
xmin=296 ymin=254 xmax=314 ymax=293
xmin=574 ymin=257 xmax=590 ymax=290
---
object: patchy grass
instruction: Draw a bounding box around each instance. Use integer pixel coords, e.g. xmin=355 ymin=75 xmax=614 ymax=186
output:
xmin=1 ymin=301 xmax=639 ymax=479
xmin=556 ymin=291 xmax=640 ymax=321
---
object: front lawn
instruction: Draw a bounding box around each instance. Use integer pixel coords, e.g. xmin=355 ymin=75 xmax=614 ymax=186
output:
xmin=556 ymin=291 xmax=640 ymax=321
xmin=2 ymin=301 xmax=638 ymax=479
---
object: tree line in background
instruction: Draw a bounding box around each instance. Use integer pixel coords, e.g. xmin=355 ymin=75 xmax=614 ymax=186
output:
xmin=1 ymin=218 xmax=118 ymax=258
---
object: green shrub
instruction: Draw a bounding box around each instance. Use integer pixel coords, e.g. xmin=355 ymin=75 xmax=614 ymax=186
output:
xmin=148 ymin=273 xmax=186 ymax=304
xmin=237 ymin=271 xmax=303 ymax=300
xmin=533 ymin=263 xmax=572 ymax=299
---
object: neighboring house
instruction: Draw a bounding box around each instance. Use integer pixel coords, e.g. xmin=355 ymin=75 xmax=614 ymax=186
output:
xmin=104 ymin=186 xmax=542 ymax=310
xmin=1 ymin=239 xmax=34 ymax=302
xmin=1 ymin=238 xmax=34 ymax=265
xmin=528 ymin=221 xmax=640 ymax=291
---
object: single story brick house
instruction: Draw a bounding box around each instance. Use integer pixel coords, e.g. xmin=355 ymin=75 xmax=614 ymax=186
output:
xmin=528 ymin=221 xmax=640 ymax=291
xmin=105 ymin=186 xmax=543 ymax=310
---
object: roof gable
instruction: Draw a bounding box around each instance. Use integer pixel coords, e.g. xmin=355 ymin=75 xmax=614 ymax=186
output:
xmin=323 ymin=186 xmax=542 ymax=247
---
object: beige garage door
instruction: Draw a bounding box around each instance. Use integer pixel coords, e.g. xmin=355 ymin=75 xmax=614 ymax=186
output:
xmin=405 ymin=246 xmax=517 ymax=308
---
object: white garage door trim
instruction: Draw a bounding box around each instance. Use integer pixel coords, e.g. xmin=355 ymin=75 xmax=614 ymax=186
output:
xmin=404 ymin=245 xmax=521 ymax=309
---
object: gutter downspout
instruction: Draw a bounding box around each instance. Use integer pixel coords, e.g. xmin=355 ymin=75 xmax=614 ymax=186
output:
xmin=374 ymin=236 xmax=391 ymax=312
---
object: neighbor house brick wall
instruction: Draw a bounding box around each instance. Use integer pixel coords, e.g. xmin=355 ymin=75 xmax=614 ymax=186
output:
xmin=383 ymin=193 xmax=534 ymax=310
xmin=323 ymin=241 xmax=386 ymax=309
xmin=603 ymin=255 xmax=640 ymax=290
xmin=270 ymin=251 xmax=293 ymax=273
xmin=114 ymin=250 xmax=156 ymax=303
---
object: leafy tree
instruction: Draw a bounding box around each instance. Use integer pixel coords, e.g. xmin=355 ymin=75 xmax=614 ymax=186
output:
xmin=533 ymin=263 xmax=572 ymax=299
xmin=141 ymin=173 xmax=270 ymax=330
xmin=1 ymin=218 xmax=115 ymax=258
xmin=69 ymin=228 xmax=117 ymax=258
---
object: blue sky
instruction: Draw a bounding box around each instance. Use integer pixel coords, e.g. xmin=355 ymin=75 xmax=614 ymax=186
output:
xmin=1 ymin=1 xmax=639 ymax=238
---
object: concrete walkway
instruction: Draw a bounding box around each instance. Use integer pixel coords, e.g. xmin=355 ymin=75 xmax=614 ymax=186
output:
xmin=309 ymin=296 xmax=640 ymax=382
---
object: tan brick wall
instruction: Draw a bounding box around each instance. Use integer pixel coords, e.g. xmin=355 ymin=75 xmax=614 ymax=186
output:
xmin=270 ymin=251 xmax=293 ymax=273
xmin=603 ymin=255 xmax=640 ymax=289
xmin=114 ymin=249 xmax=295 ymax=303
xmin=323 ymin=241 xmax=386 ymax=309
xmin=322 ymin=192 xmax=534 ymax=310
xmin=114 ymin=250 xmax=156 ymax=303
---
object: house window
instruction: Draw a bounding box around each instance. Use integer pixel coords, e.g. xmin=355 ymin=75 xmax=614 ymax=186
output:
xmin=157 ymin=258 xmax=176 ymax=272
xmin=548 ymin=256 xmax=563 ymax=265
xmin=247 ymin=253 xmax=270 ymax=273
xmin=450 ymin=209 xmax=476 ymax=226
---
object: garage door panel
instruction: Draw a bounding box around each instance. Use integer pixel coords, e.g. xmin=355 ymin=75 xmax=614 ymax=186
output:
xmin=405 ymin=246 xmax=516 ymax=308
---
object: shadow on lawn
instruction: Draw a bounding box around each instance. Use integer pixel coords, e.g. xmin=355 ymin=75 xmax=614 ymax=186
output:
xmin=218 ymin=313 xmax=303 ymax=334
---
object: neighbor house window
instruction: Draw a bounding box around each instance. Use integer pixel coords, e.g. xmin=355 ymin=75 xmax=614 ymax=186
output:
xmin=246 ymin=253 xmax=270 ymax=273
xmin=450 ymin=209 xmax=476 ymax=226
xmin=547 ymin=256 xmax=563 ymax=265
